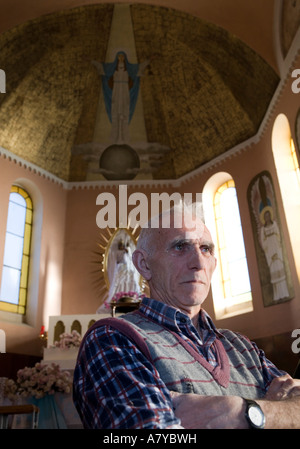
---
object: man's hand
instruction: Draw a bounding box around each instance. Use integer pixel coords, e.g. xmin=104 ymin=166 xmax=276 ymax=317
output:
xmin=264 ymin=374 xmax=300 ymax=401
xmin=171 ymin=375 xmax=300 ymax=429
xmin=171 ymin=392 xmax=248 ymax=429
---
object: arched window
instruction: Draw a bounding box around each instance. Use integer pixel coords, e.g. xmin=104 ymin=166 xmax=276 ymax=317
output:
xmin=272 ymin=113 xmax=300 ymax=278
xmin=212 ymin=179 xmax=252 ymax=317
xmin=0 ymin=186 xmax=33 ymax=314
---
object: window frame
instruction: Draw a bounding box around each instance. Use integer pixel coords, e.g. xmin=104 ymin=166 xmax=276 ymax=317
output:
xmin=0 ymin=185 xmax=33 ymax=314
xmin=212 ymin=179 xmax=253 ymax=319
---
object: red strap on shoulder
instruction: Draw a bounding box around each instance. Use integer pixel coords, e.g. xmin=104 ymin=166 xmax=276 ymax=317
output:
xmin=80 ymin=317 xmax=153 ymax=363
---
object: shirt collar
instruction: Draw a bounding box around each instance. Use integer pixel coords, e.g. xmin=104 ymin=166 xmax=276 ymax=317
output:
xmin=139 ymin=297 xmax=223 ymax=338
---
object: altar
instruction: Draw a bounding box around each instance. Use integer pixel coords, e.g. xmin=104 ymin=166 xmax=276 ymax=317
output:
xmin=43 ymin=313 xmax=108 ymax=369
xmin=43 ymin=306 xmax=140 ymax=369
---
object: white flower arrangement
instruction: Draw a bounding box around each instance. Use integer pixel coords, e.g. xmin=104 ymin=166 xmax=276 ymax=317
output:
xmin=54 ymin=330 xmax=82 ymax=350
xmin=4 ymin=362 xmax=72 ymax=400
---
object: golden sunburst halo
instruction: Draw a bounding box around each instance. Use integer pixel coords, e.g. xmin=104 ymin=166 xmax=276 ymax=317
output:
xmin=91 ymin=221 xmax=148 ymax=307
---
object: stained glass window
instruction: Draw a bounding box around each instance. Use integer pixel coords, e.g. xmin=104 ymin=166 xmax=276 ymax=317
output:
xmin=214 ymin=180 xmax=252 ymax=306
xmin=0 ymin=186 xmax=33 ymax=314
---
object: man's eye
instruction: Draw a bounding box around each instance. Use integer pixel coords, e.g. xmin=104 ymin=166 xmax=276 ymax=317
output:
xmin=174 ymin=242 xmax=186 ymax=251
xmin=172 ymin=240 xmax=192 ymax=252
xmin=200 ymin=245 xmax=212 ymax=255
xmin=169 ymin=241 xmax=214 ymax=256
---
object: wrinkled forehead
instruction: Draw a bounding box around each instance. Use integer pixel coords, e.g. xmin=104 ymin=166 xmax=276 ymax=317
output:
xmin=150 ymin=208 xmax=204 ymax=231
xmin=157 ymin=213 xmax=207 ymax=244
xmin=138 ymin=206 xmax=210 ymax=253
xmin=172 ymin=209 xmax=205 ymax=237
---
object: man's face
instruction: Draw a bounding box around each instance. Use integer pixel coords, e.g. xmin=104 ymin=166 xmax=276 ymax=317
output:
xmin=145 ymin=216 xmax=217 ymax=313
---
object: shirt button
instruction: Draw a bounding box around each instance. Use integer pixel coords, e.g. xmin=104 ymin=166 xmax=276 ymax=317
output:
xmin=180 ymin=317 xmax=187 ymax=324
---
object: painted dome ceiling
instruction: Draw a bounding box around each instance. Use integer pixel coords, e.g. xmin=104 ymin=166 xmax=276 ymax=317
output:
xmin=0 ymin=3 xmax=286 ymax=182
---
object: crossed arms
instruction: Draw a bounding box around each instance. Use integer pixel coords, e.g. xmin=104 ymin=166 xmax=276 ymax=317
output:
xmin=73 ymin=326 xmax=300 ymax=429
xmin=172 ymin=374 xmax=300 ymax=429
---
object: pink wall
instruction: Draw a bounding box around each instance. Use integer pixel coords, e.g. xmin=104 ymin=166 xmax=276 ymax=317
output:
xmin=0 ymin=155 xmax=67 ymax=355
xmin=61 ymin=187 xmax=101 ymax=314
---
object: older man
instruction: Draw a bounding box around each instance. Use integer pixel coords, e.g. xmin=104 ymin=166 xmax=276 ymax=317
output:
xmin=73 ymin=205 xmax=300 ymax=429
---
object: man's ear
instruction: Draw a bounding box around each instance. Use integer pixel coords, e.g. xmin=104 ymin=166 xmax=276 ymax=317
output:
xmin=132 ymin=249 xmax=152 ymax=281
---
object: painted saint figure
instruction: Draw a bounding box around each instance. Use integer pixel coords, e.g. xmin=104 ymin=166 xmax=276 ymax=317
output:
xmin=259 ymin=207 xmax=289 ymax=301
xmin=249 ymin=172 xmax=292 ymax=305
xmin=92 ymin=52 xmax=149 ymax=144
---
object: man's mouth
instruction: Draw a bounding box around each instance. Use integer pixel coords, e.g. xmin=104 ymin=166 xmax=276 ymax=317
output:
xmin=182 ymin=279 xmax=205 ymax=285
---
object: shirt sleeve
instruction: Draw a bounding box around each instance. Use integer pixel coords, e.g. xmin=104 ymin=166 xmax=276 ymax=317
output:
xmin=251 ymin=339 xmax=287 ymax=390
xmin=73 ymin=324 xmax=182 ymax=429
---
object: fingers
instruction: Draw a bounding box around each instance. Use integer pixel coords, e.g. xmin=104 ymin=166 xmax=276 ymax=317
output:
xmin=169 ymin=391 xmax=180 ymax=397
xmin=169 ymin=391 xmax=183 ymax=409
xmin=266 ymin=375 xmax=300 ymax=400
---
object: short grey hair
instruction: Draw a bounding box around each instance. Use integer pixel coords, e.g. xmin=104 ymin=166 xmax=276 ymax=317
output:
xmin=136 ymin=200 xmax=204 ymax=255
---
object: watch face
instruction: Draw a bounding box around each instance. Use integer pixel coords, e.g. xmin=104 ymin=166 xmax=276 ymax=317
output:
xmin=249 ymin=405 xmax=264 ymax=427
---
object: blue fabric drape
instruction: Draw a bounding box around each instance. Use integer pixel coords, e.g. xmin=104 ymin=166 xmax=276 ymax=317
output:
xmin=29 ymin=395 xmax=67 ymax=429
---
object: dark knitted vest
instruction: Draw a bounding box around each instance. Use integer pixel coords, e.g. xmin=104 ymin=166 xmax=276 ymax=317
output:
xmin=91 ymin=311 xmax=267 ymax=399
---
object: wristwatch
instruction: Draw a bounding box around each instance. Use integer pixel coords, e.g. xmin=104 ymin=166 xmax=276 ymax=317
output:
xmin=244 ymin=398 xmax=265 ymax=429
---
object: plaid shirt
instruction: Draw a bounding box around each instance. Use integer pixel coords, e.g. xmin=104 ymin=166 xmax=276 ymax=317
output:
xmin=73 ymin=297 xmax=284 ymax=429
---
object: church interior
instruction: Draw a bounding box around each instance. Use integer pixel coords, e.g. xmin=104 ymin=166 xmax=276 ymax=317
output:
xmin=0 ymin=0 xmax=300 ymax=415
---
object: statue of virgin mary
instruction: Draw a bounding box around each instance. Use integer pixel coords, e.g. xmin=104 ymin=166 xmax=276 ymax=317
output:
xmin=97 ymin=229 xmax=142 ymax=312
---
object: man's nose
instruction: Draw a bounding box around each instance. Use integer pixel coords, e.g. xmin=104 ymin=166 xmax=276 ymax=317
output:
xmin=187 ymin=246 xmax=204 ymax=270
